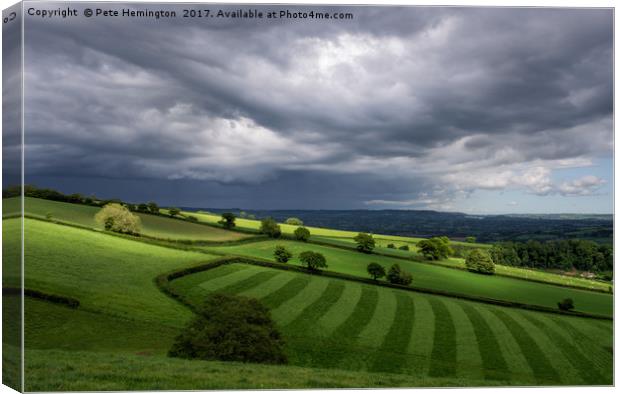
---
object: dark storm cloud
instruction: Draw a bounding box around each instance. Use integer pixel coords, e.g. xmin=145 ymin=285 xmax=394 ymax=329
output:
xmin=21 ymin=4 xmax=613 ymax=208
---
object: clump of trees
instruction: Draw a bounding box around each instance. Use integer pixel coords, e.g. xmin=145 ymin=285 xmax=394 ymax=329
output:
xmin=354 ymin=233 xmax=375 ymax=254
xmin=465 ymin=249 xmax=495 ymax=275
xmin=285 ymin=217 xmax=303 ymax=226
xmin=489 ymin=239 xmax=612 ymax=274
xmin=274 ymin=245 xmax=293 ymax=263
xmin=299 ymin=251 xmax=327 ymax=271
xmin=147 ymin=201 xmax=159 ymax=214
xmin=387 ymin=243 xmax=396 ymax=249
xmin=95 ymin=203 xmax=141 ymax=235
xmin=294 ymin=226 xmax=311 ymax=242
xmin=398 ymin=245 xmax=410 ymax=251
xmin=386 ymin=264 xmax=413 ymax=286
xmin=260 ymin=217 xmax=282 ymax=238
xmin=366 ymin=262 xmax=386 ymax=281
xmin=219 ymin=212 xmax=236 ymax=229
xmin=169 ymin=293 xmax=287 ymax=364
xmin=417 ymin=237 xmax=453 ymax=260
xmin=557 ymin=298 xmax=575 ymax=311
xmin=168 ymin=207 xmax=181 ymax=217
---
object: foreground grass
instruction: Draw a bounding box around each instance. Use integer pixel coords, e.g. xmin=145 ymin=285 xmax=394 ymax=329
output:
xmin=6 ymin=218 xmax=218 ymax=326
xmin=205 ymin=240 xmax=613 ymax=316
xmin=169 ymin=263 xmax=612 ymax=385
xmin=9 ymin=197 xmax=252 ymax=242
xmin=25 ymin=349 xmax=498 ymax=391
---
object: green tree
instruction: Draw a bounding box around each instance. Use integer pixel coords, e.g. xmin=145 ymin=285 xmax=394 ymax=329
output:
xmin=219 ymin=212 xmax=236 ymax=229
xmin=293 ymin=226 xmax=311 ymax=242
xmin=386 ymin=264 xmax=413 ymax=286
xmin=95 ymin=203 xmax=141 ymax=235
xmin=387 ymin=243 xmax=396 ymax=249
xmin=285 ymin=217 xmax=303 ymax=226
xmin=137 ymin=203 xmax=149 ymax=213
xmin=465 ymin=236 xmax=476 ymax=243
xmin=260 ymin=217 xmax=281 ymax=238
xmin=274 ymin=245 xmax=293 ymax=263
xmin=367 ymin=262 xmax=386 ymax=281
xmin=354 ymin=233 xmax=375 ymax=254
xmin=465 ymin=249 xmax=495 ymax=275
xmin=169 ymin=293 xmax=287 ymax=364
xmin=147 ymin=201 xmax=159 ymax=214
xmin=398 ymin=245 xmax=410 ymax=251
xmin=169 ymin=207 xmax=181 ymax=217
xmin=557 ymin=298 xmax=575 ymax=311
xmin=299 ymin=251 xmax=327 ymax=271
xmin=417 ymin=237 xmax=453 ymax=260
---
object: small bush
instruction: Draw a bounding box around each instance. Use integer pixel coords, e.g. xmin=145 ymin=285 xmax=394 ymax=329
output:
xmin=398 ymin=245 xmax=410 ymax=251
xmin=557 ymin=298 xmax=575 ymax=311
xmin=186 ymin=216 xmax=198 ymax=222
xmin=274 ymin=245 xmax=293 ymax=263
xmin=169 ymin=207 xmax=181 ymax=217
xmin=294 ymin=226 xmax=311 ymax=242
xmin=169 ymin=293 xmax=287 ymax=364
xmin=386 ymin=264 xmax=413 ymax=286
xmin=387 ymin=243 xmax=396 ymax=249
xmin=285 ymin=217 xmax=303 ymax=226
xmin=299 ymin=251 xmax=327 ymax=271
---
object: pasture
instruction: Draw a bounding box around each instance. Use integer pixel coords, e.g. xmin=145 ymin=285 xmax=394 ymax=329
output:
xmin=205 ymin=240 xmax=613 ymax=316
xmin=7 ymin=201 xmax=613 ymax=389
xmin=169 ymin=263 xmax=612 ymax=385
xmin=10 ymin=197 xmax=253 ymax=242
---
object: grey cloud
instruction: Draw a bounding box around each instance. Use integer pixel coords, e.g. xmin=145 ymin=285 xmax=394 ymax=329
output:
xmin=20 ymin=4 xmax=613 ymax=208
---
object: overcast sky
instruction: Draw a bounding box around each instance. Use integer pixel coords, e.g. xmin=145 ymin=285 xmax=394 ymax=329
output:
xmin=19 ymin=4 xmax=613 ymax=212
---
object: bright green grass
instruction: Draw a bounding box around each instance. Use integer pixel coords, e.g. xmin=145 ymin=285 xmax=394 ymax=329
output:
xmin=183 ymin=210 xmax=489 ymax=248
xmin=24 ymin=348 xmax=497 ymax=391
xmin=205 ymin=240 xmax=612 ymax=316
xmin=6 ymin=218 xmax=219 ymax=326
xmin=7 ymin=197 xmax=252 ymax=242
xmin=433 ymin=257 xmax=611 ymax=292
xmin=170 ymin=263 xmax=612 ymax=385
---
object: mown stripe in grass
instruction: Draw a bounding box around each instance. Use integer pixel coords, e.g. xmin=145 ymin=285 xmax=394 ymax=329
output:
xmin=317 ymin=282 xmax=362 ymax=335
xmin=316 ymin=286 xmax=380 ymax=370
xmin=460 ymin=303 xmax=509 ymax=382
xmin=548 ymin=317 xmax=612 ymax=380
xmin=237 ymin=272 xmax=295 ymax=300
xmin=428 ymin=298 xmax=456 ymax=378
xmin=285 ymin=281 xmax=346 ymax=333
xmin=216 ymin=270 xmax=281 ymax=295
xmin=368 ymin=292 xmax=415 ymax=373
xmin=489 ymin=309 xmax=559 ymax=385
xmin=259 ymin=276 xmax=311 ymax=310
xmin=521 ymin=313 xmax=606 ymax=384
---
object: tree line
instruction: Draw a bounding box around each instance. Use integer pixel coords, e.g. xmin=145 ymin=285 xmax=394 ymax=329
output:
xmin=489 ymin=239 xmax=612 ymax=276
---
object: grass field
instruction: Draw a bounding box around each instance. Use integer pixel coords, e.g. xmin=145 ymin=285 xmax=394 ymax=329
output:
xmin=7 ymin=197 xmax=253 ymax=242
xmin=184 ymin=210 xmax=489 ymax=248
xmin=168 ymin=263 xmax=612 ymax=385
xmin=204 ymin=240 xmax=613 ymax=316
xmin=6 ymin=200 xmax=614 ymax=389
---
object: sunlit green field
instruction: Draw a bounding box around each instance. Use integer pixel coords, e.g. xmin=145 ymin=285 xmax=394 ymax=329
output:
xmin=168 ymin=263 xmax=612 ymax=385
xmin=5 ymin=199 xmax=613 ymax=389
xmin=204 ymin=240 xmax=612 ymax=316
xmin=7 ymin=197 xmax=253 ymax=242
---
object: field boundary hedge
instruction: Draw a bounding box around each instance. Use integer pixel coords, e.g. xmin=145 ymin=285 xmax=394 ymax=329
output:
xmin=157 ymin=257 xmax=612 ymax=321
xmin=3 ymin=287 xmax=80 ymax=308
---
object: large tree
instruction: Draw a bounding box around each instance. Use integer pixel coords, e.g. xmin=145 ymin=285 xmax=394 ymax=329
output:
xmin=260 ymin=217 xmax=282 ymax=238
xmin=465 ymin=249 xmax=495 ymax=275
xmin=417 ymin=237 xmax=453 ymax=260
xmin=219 ymin=212 xmax=236 ymax=229
xmin=367 ymin=262 xmax=386 ymax=281
xmin=299 ymin=251 xmax=327 ymax=271
xmin=95 ymin=203 xmax=141 ymax=235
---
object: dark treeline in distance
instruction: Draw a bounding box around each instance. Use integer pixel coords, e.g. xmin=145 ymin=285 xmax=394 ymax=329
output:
xmin=490 ymin=240 xmax=613 ymax=278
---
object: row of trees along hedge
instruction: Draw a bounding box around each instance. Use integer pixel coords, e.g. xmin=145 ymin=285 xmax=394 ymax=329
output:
xmin=367 ymin=262 xmax=413 ymax=285
xmin=489 ymin=239 xmax=612 ymax=274
xmin=273 ymin=245 xmax=327 ymax=271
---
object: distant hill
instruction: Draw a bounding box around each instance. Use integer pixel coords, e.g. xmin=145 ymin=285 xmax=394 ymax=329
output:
xmin=185 ymin=208 xmax=612 ymax=244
